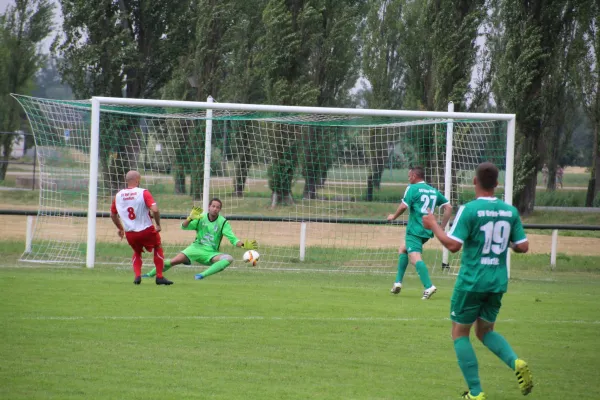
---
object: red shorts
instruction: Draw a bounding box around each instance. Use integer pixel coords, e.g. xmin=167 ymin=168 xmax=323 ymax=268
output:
xmin=125 ymin=226 xmax=161 ymax=253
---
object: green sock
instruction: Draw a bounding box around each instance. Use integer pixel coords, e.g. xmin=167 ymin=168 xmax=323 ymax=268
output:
xmin=454 ymin=336 xmax=482 ymax=396
xmin=199 ymin=259 xmax=230 ymax=278
xmin=415 ymin=260 xmax=433 ymax=288
xmin=482 ymin=331 xmax=518 ymax=370
xmin=395 ymin=253 xmax=409 ymax=283
xmin=146 ymin=259 xmax=171 ymax=278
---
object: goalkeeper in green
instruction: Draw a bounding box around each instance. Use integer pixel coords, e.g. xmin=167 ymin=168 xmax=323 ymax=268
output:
xmin=143 ymin=198 xmax=258 ymax=280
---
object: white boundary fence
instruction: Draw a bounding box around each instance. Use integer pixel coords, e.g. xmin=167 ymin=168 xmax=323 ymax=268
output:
xmin=1 ymin=210 xmax=598 ymax=271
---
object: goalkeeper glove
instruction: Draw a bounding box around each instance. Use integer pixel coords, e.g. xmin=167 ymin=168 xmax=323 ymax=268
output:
xmin=187 ymin=206 xmax=203 ymax=221
xmin=242 ymin=239 xmax=258 ymax=250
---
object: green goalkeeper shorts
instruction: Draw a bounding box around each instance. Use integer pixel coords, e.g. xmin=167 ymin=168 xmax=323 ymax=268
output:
xmin=181 ymin=244 xmax=223 ymax=266
xmin=405 ymin=234 xmax=429 ymax=254
xmin=450 ymin=290 xmax=504 ymax=325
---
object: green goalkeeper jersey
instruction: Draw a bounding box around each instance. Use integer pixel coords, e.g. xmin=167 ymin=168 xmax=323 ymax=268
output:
xmin=182 ymin=213 xmax=240 ymax=251
xmin=448 ymin=197 xmax=527 ymax=293
xmin=402 ymin=181 xmax=449 ymax=238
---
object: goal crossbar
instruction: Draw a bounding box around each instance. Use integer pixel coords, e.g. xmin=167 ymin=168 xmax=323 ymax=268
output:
xmin=92 ymin=96 xmax=516 ymax=122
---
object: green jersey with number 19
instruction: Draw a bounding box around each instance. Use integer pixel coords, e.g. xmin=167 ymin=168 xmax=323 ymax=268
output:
xmin=402 ymin=181 xmax=449 ymax=238
xmin=448 ymin=197 xmax=527 ymax=293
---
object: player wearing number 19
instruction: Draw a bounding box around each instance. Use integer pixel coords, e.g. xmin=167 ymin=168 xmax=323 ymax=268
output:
xmin=387 ymin=166 xmax=452 ymax=299
xmin=110 ymin=170 xmax=173 ymax=285
xmin=422 ymin=162 xmax=533 ymax=399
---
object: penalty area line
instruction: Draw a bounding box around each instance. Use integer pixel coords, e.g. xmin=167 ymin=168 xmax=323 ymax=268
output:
xmin=15 ymin=315 xmax=600 ymax=324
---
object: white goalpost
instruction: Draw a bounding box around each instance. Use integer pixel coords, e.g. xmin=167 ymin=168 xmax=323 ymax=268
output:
xmin=14 ymin=94 xmax=516 ymax=276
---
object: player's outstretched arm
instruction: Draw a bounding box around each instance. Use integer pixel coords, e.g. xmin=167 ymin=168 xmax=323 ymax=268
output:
xmin=440 ymin=203 xmax=453 ymax=229
xmin=187 ymin=206 xmax=203 ymax=221
xmin=110 ymin=212 xmax=125 ymax=239
xmin=387 ymin=202 xmax=408 ymax=221
xmin=182 ymin=207 xmax=203 ymax=228
xmin=510 ymin=241 xmax=529 ymax=253
xmin=422 ymin=209 xmax=462 ymax=253
xmin=150 ymin=204 xmax=161 ymax=232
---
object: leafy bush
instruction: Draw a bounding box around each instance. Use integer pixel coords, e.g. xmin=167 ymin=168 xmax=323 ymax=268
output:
xmin=535 ymin=190 xmax=586 ymax=207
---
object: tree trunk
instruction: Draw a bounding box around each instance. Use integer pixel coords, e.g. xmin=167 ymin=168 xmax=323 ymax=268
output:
xmin=233 ymin=126 xmax=251 ymax=197
xmin=268 ymin=126 xmax=298 ymax=208
xmin=514 ymin=139 xmax=539 ymax=216
xmin=234 ymin=162 xmax=249 ymax=197
xmin=366 ymin=174 xmax=375 ymax=202
xmin=190 ymin=124 xmax=205 ymax=201
xmin=366 ymin=130 xmax=387 ymax=201
xmin=302 ymin=127 xmax=319 ymax=200
xmin=585 ymin=179 xmax=595 ymax=207
xmin=516 ymin=173 xmax=537 ymax=216
xmin=0 ymin=134 xmax=12 ymax=181
xmin=270 ymin=192 xmax=279 ymax=209
xmin=302 ymin=179 xmax=318 ymax=200
xmin=594 ymin=123 xmax=600 ymax=200
xmin=545 ymin=123 xmax=562 ymax=192
xmin=174 ymin=164 xmax=186 ymax=194
xmin=172 ymin=122 xmax=190 ymax=195
xmin=586 ymin=123 xmax=600 ymax=206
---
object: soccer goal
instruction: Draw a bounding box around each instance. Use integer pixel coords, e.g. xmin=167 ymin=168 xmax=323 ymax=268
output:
xmin=13 ymin=95 xmax=515 ymax=275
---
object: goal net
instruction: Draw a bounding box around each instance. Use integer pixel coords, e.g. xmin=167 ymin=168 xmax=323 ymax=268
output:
xmin=13 ymin=95 xmax=512 ymax=274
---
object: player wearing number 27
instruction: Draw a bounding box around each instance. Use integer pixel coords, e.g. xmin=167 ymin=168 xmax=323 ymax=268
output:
xmin=387 ymin=166 xmax=452 ymax=299
xmin=422 ymin=162 xmax=533 ymax=399
xmin=110 ymin=170 xmax=173 ymax=285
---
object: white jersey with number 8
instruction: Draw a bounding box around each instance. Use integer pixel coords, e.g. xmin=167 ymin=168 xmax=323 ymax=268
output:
xmin=111 ymin=187 xmax=156 ymax=232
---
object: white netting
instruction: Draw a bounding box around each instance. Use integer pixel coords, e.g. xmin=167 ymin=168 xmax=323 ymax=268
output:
xmin=13 ymin=95 xmax=508 ymax=274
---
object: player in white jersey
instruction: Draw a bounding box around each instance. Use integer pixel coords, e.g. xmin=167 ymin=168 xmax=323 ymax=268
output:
xmin=110 ymin=170 xmax=173 ymax=285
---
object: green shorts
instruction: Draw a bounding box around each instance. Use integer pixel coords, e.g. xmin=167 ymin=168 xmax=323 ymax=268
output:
xmin=450 ymin=290 xmax=504 ymax=325
xmin=181 ymin=244 xmax=223 ymax=266
xmin=406 ymin=234 xmax=429 ymax=253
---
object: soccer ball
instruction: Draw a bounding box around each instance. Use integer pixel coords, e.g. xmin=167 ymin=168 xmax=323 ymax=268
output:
xmin=243 ymin=250 xmax=260 ymax=266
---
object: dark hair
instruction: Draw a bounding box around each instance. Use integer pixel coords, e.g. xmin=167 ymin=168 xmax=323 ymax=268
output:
xmin=209 ymin=197 xmax=222 ymax=207
xmin=476 ymin=162 xmax=499 ymax=190
xmin=410 ymin=165 xmax=425 ymax=179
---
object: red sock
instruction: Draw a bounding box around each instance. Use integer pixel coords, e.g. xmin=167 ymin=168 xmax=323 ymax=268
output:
xmin=154 ymin=247 xmax=165 ymax=278
xmin=132 ymin=252 xmax=143 ymax=277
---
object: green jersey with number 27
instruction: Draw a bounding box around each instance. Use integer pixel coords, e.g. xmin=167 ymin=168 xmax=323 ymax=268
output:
xmin=402 ymin=181 xmax=449 ymax=238
xmin=448 ymin=197 xmax=527 ymax=293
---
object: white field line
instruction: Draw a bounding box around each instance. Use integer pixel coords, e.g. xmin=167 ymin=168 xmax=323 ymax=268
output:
xmin=15 ymin=315 xmax=600 ymax=324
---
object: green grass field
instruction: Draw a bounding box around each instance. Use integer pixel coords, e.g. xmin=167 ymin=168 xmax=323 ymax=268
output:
xmin=1 ymin=257 xmax=600 ymax=400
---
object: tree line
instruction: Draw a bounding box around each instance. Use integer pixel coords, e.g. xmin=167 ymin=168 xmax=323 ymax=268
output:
xmin=1 ymin=0 xmax=598 ymax=213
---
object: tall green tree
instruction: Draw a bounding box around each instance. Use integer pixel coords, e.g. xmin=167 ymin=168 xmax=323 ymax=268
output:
xmin=55 ymin=0 xmax=192 ymax=193
xmin=0 ymin=0 xmax=54 ymax=181
xmin=300 ymin=0 xmax=364 ymax=200
xmin=219 ymin=0 xmax=267 ymax=197
xmin=56 ymin=0 xmax=191 ymax=98
xmin=362 ymin=0 xmax=405 ymax=110
xmin=542 ymin=2 xmax=578 ymax=191
xmin=572 ymin=0 xmax=600 ymax=206
xmin=361 ymin=0 xmax=405 ymax=201
xmin=407 ymin=0 xmax=485 ymax=200
xmin=361 ymin=0 xmax=485 ymax=200
xmin=260 ymin=0 xmax=320 ymax=207
xmin=491 ymin=0 xmax=573 ymax=214
xmin=161 ymin=0 xmax=268 ymax=198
